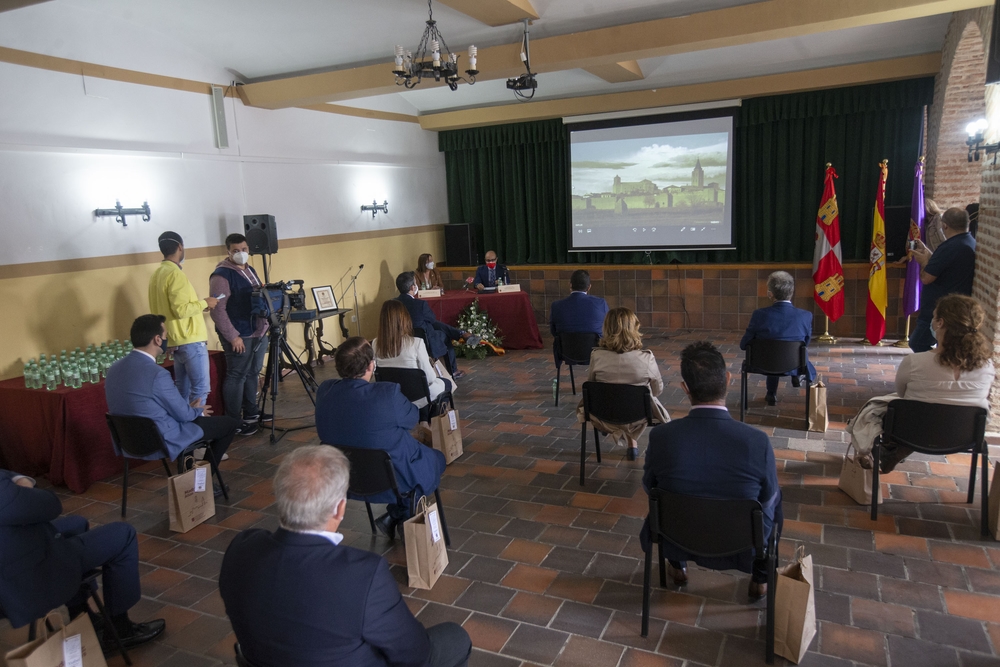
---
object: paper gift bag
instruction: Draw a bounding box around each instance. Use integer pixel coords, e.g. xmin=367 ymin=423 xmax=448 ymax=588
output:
xmin=168 ymin=459 xmax=216 ymax=533
xmin=5 ymin=611 xmax=108 ymax=667
xmin=773 ymin=546 xmax=817 ymax=664
xmin=989 ymin=461 xmax=1000 ymax=540
xmin=430 ymin=408 xmax=463 ymax=465
xmin=807 ymin=377 xmax=828 ymax=433
xmin=838 ymin=444 xmax=881 ymax=505
xmin=403 ymin=496 xmax=449 ymax=590
xmin=433 ymin=359 xmax=458 ymax=395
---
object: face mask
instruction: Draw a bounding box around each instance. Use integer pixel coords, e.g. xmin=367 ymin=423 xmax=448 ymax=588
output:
xmin=426 ymin=261 xmax=435 ymax=270
xmin=231 ymin=251 xmax=249 ymax=265
xmin=486 ymin=261 xmax=497 ymax=269
xmin=159 ymin=336 xmax=168 ymax=353
xmin=930 ymin=322 xmax=938 ymax=341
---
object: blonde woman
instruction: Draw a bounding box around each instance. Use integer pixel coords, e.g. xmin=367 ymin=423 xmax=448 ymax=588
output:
xmin=414 ymin=253 xmax=443 ymax=291
xmin=577 ymin=307 xmax=669 ymax=460
xmin=372 ymin=300 xmax=450 ymax=406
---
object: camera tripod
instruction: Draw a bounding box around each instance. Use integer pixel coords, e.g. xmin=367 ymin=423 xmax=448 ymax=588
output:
xmin=258 ymin=317 xmax=318 ymax=444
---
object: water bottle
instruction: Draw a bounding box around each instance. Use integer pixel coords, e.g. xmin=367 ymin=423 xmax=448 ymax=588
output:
xmin=23 ymin=363 xmax=31 ymax=389
xmin=45 ymin=364 xmax=58 ymax=391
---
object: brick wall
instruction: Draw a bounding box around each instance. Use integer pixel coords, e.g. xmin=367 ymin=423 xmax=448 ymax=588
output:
xmin=438 ymin=264 xmax=913 ymax=341
xmin=925 ymin=12 xmax=988 ymax=207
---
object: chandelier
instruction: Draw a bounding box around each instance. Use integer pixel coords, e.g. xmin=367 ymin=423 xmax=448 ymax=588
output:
xmin=392 ymin=0 xmax=478 ymax=91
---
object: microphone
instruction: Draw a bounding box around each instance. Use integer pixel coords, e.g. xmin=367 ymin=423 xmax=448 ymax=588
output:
xmin=359 ymin=264 xmax=365 ymax=269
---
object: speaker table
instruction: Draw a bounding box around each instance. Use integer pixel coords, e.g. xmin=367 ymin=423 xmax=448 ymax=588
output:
xmin=421 ymin=290 xmax=543 ymax=350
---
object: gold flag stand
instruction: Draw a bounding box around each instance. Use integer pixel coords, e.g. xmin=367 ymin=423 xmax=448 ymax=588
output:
xmin=816 ymin=316 xmax=837 ymax=344
xmin=893 ymin=315 xmax=912 ymax=348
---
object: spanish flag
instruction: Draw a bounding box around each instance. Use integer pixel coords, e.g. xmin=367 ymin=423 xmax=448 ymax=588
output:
xmin=865 ymin=160 xmax=888 ymax=345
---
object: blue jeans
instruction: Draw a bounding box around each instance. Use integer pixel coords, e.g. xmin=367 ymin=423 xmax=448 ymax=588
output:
xmin=220 ymin=336 xmax=268 ymax=420
xmin=172 ymin=341 xmax=210 ymax=405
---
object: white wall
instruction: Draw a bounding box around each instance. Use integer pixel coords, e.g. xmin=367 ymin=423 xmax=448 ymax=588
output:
xmin=0 ymin=60 xmax=446 ymax=266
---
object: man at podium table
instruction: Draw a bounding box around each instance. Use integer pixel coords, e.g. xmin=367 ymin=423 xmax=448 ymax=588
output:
xmin=473 ymin=250 xmax=510 ymax=290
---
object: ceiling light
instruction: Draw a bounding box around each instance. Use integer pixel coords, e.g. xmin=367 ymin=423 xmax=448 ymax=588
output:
xmin=393 ymin=0 xmax=478 ymax=91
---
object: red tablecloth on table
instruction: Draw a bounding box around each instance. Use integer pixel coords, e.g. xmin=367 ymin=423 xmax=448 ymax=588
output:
xmin=0 ymin=352 xmax=226 ymax=493
xmin=423 ymin=290 xmax=543 ymax=350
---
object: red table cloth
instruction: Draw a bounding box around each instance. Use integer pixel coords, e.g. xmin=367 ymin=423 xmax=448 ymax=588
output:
xmin=0 ymin=352 xmax=226 ymax=493
xmin=423 ymin=290 xmax=543 ymax=350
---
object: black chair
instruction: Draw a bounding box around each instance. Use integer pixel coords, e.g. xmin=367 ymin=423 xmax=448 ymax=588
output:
xmin=374 ymin=367 xmax=454 ymax=423
xmin=412 ymin=327 xmax=432 ymax=357
xmin=642 ymin=489 xmax=777 ymax=664
xmin=740 ymin=339 xmax=810 ymax=426
xmin=234 ymin=643 xmax=262 ymax=667
xmin=553 ymin=332 xmax=600 ymax=406
xmin=871 ymin=399 xmax=990 ymax=535
xmin=106 ymin=414 xmax=229 ymax=517
xmin=579 ymin=382 xmax=654 ymax=486
xmin=328 ymin=443 xmax=450 ymax=546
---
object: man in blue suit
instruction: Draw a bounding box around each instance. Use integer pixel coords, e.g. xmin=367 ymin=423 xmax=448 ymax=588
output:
xmin=739 ymin=271 xmax=816 ymax=405
xmin=473 ymin=249 xmax=510 ymax=290
xmin=315 ymin=337 xmax=446 ymax=537
xmin=549 ymin=269 xmax=608 ymax=363
xmin=105 ymin=314 xmax=239 ymax=493
xmin=0 ymin=469 xmax=165 ymax=647
xmin=220 ymin=445 xmax=471 ymax=667
xmin=642 ymin=341 xmax=782 ymax=599
xmin=395 ymin=272 xmax=468 ymax=377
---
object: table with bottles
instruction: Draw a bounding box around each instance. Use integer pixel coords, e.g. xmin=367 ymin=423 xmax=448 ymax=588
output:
xmin=0 ymin=342 xmax=227 ymax=493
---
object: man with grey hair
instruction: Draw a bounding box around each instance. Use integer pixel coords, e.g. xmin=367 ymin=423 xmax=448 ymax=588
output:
xmin=219 ymin=445 xmax=471 ymax=667
xmin=740 ymin=271 xmax=816 ymax=406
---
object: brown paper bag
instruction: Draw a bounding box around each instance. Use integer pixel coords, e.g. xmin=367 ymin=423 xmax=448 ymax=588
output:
xmin=5 ymin=611 xmax=108 ymax=667
xmin=838 ymin=444 xmax=882 ymax=505
xmin=989 ymin=461 xmax=1000 ymax=540
xmin=403 ymin=496 xmax=449 ymax=590
xmin=168 ymin=459 xmax=216 ymax=533
xmin=433 ymin=359 xmax=458 ymax=395
xmin=773 ymin=546 xmax=817 ymax=664
xmin=430 ymin=408 xmax=463 ymax=465
xmin=807 ymin=377 xmax=828 ymax=433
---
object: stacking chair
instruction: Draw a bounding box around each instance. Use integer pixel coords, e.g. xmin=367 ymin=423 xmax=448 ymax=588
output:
xmin=740 ymin=339 xmax=810 ymax=426
xmin=553 ymin=332 xmax=600 ymax=406
xmin=642 ymin=489 xmax=778 ymax=664
xmin=374 ymin=366 xmax=455 ymax=423
xmin=235 ymin=643 xmax=262 ymax=667
xmin=579 ymin=382 xmax=654 ymax=486
xmin=871 ymin=400 xmax=989 ymax=535
xmin=329 ymin=443 xmax=450 ymax=546
xmin=106 ymin=414 xmax=229 ymax=517
xmin=411 ymin=327 xmax=432 ymax=357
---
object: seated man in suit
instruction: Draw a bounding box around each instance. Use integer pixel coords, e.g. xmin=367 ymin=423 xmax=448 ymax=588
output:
xmin=549 ymin=269 xmax=609 ymax=364
xmin=220 ymin=445 xmax=471 ymax=667
xmin=643 ymin=341 xmax=782 ymax=599
xmin=739 ymin=270 xmax=816 ymax=406
xmin=396 ymin=271 xmax=468 ymax=377
xmin=0 ymin=469 xmax=165 ymax=648
xmin=105 ymin=314 xmax=239 ymax=494
xmin=473 ymin=249 xmax=510 ymax=290
xmin=315 ymin=337 xmax=446 ymax=537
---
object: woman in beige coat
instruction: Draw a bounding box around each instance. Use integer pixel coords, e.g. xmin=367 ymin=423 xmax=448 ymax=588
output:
xmin=576 ymin=307 xmax=669 ymax=460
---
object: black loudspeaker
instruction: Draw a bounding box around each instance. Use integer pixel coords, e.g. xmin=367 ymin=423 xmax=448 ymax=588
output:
xmin=243 ymin=214 xmax=278 ymax=255
xmin=884 ymin=205 xmax=911 ymax=262
xmin=444 ymin=224 xmax=476 ymax=266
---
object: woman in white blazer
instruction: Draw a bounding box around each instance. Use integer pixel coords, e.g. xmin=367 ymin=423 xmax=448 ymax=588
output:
xmin=372 ymin=300 xmax=450 ymax=406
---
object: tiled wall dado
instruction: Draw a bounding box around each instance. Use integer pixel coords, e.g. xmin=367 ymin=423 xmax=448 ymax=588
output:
xmin=438 ymin=263 xmax=913 ymax=340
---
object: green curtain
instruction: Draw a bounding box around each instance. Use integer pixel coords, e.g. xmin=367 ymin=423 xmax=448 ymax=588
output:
xmin=440 ymin=77 xmax=934 ymax=264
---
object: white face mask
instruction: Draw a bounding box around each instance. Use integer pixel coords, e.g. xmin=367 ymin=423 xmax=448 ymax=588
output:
xmin=426 ymin=261 xmax=435 ymax=270
xmin=231 ymin=251 xmax=249 ymax=265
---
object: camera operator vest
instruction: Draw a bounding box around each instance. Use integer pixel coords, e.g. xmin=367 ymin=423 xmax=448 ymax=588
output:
xmin=211 ymin=264 xmax=262 ymax=337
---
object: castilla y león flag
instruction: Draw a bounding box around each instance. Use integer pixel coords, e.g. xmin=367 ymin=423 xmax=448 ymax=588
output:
xmin=866 ymin=160 xmax=889 ymax=345
xmin=812 ymin=164 xmax=845 ymax=322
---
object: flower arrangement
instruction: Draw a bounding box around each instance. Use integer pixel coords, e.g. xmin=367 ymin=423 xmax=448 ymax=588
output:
xmin=455 ymin=299 xmax=504 ymax=359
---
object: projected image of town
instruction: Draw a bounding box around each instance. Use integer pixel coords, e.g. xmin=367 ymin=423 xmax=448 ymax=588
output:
xmin=569 ymin=115 xmax=734 ymax=250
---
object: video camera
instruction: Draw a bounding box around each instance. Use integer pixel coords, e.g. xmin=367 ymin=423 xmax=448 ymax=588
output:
xmin=251 ymin=280 xmax=307 ymax=326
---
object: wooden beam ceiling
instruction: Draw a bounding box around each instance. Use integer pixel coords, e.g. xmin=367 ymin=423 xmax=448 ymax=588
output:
xmin=417 ymin=53 xmax=941 ymax=131
xmin=437 ymin=0 xmax=538 ymax=27
xmin=584 ymin=60 xmax=644 ymax=83
xmin=238 ymin=0 xmax=986 ymax=109
xmin=0 ymin=0 xmax=51 ymax=12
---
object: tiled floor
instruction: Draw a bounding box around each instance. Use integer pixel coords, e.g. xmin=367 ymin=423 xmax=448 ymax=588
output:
xmin=3 ymin=330 xmax=999 ymax=667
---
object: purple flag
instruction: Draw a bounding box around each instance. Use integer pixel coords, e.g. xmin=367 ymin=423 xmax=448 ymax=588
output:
xmin=902 ymin=157 xmax=925 ymax=316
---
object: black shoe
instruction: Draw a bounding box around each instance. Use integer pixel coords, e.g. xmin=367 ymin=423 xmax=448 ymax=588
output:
xmin=667 ymin=563 xmax=688 ymax=586
xmin=765 ymin=393 xmax=776 ymax=406
xmin=237 ymin=421 xmax=259 ymax=436
xmin=627 ymin=447 xmax=638 ymax=461
xmin=245 ymin=412 xmax=272 ymax=423
xmin=748 ymin=581 xmax=767 ymax=601
xmin=374 ymin=513 xmax=397 ymax=540
xmin=214 ymin=483 xmax=230 ymax=498
xmin=103 ymin=619 xmax=165 ymax=652
xmin=791 ymin=376 xmax=802 ymax=388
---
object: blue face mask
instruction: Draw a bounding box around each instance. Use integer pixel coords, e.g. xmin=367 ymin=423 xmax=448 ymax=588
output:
xmin=160 ymin=336 xmax=168 ymax=353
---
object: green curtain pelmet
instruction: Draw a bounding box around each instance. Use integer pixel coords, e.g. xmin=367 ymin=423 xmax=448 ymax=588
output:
xmin=439 ymin=77 xmax=934 ymax=265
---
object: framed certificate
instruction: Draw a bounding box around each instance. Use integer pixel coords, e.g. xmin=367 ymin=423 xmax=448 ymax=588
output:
xmin=311 ymin=285 xmax=338 ymax=312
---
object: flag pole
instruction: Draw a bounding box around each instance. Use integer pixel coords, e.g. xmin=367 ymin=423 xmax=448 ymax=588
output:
xmin=817 ymin=316 xmax=836 ymax=344
xmin=893 ymin=315 xmax=911 ymax=348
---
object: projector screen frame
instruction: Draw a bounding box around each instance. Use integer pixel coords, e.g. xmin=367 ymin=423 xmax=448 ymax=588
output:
xmin=566 ymin=106 xmax=738 ymax=254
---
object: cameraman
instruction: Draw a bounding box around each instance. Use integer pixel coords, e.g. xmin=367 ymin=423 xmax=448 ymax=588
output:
xmin=210 ymin=234 xmax=269 ymax=435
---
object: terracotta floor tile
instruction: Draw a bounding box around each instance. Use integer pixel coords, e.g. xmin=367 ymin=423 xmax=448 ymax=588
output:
xmin=500 ymin=624 xmax=569 ymax=664
xmin=501 ymin=591 xmax=563 ymax=626
xmin=553 ymin=635 xmax=624 ymax=667
xmin=818 ymin=621 xmax=888 ymax=666
xmin=874 ymin=533 xmax=930 ymax=559
xmin=850 ymin=598 xmax=916 ymax=637
xmin=929 ymin=543 xmax=993 ymax=569
xmin=618 ymin=648 xmax=684 ymax=667
xmin=499 ymin=538 xmax=553 ymax=565
xmin=501 ymin=564 xmax=560 ymax=593
xmin=462 ymin=612 xmax=519 ymax=653
xmin=545 ymin=572 xmax=604 ymax=604
xmin=944 ymin=589 xmax=1000 ymax=623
